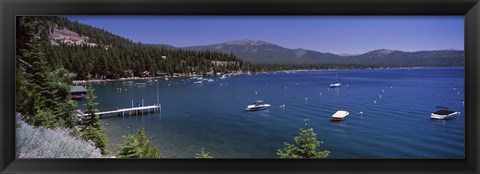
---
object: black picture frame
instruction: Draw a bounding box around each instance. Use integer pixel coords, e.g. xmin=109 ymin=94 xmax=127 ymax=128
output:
xmin=1 ymin=0 xmax=479 ymax=173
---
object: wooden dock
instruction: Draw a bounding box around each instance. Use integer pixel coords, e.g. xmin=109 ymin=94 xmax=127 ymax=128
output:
xmin=94 ymin=104 xmax=161 ymax=118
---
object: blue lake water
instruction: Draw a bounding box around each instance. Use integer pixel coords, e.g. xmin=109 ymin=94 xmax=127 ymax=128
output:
xmin=81 ymin=67 xmax=465 ymax=158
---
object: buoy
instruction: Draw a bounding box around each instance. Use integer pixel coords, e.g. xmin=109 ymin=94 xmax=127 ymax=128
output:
xmin=373 ymin=100 xmax=377 ymax=104
xmin=358 ymin=111 xmax=363 ymax=115
xmin=379 ymin=95 xmax=382 ymax=98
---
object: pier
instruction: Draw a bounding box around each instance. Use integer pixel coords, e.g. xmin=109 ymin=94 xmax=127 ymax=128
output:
xmin=94 ymin=104 xmax=161 ymax=118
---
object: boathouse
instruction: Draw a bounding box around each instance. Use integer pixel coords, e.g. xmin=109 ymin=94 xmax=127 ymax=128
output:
xmin=71 ymin=85 xmax=87 ymax=99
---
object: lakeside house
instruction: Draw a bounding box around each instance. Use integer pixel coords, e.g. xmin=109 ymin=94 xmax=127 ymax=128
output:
xmin=70 ymin=85 xmax=87 ymax=99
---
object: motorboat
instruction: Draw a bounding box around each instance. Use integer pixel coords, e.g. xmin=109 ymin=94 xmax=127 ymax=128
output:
xmin=331 ymin=110 xmax=349 ymax=121
xmin=329 ymin=82 xmax=341 ymax=88
xmin=123 ymin=81 xmax=134 ymax=85
xmin=245 ymin=100 xmax=271 ymax=111
xmin=431 ymin=106 xmax=460 ymax=120
xmin=136 ymin=82 xmax=147 ymax=86
xmin=194 ymin=81 xmax=203 ymax=84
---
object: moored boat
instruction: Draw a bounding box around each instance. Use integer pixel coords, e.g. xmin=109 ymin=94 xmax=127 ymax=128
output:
xmin=431 ymin=106 xmax=460 ymax=120
xmin=245 ymin=100 xmax=271 ymax=111
xmin=136 ymin=82 xmax=147 ymax=86
xmin=331 ymin=110 xmax=349 ymax=121
xmin=330 ymin=82 xmax=341 ymax=88
xmin=123 ymin=81 xmax=134 ymax=85
xmin=329 ymin=70 xmax=342 ymax=88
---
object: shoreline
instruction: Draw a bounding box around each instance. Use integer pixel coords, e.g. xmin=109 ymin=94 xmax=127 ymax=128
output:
xmin=73 ymin=71 xmax=249 ymax=84
xmin=73 ymin=66 xmax=463 ymax=84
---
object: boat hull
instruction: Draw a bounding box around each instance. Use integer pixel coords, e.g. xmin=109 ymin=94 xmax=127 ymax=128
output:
xmin=331 ymin=110 xmax=349 ymax=121
xmin=245 ymin=104 xmax=271 ymax=111
xmin=431 ymin=112 xmax=460 ymax=120
xmin=330 ymin=83 xmax=341 ymax=88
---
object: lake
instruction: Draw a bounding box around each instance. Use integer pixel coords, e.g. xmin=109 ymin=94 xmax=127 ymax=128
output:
xmin=79 ymin=67 xmax=465 ymax=158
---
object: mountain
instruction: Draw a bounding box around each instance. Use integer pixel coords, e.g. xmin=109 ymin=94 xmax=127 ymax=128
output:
xmin=352 ymin=49 xmax=464 ymax=66
xmin=151 ymin=40 xmax=464 ymax=67
xmin=180 ymin=40 xmax=345 ymax=64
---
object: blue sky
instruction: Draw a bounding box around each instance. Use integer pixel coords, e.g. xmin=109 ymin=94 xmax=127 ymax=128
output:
xmin=66 ymin=16 xmax=463 ymax=55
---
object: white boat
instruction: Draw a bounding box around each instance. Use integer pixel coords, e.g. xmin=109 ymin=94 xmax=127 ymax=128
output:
xmin=207 ymin=79 xmax=214 ymax=82
xmin=194 ymin=81 xmax=203 ymax=84
xmin=136 ymin=82 xmax=147 ymax=86
xmin=245 ymin=100 xmax=271 ymax=111
xmin=330 ymin=82 xmax=341 ymax=88
xmin=329 ymin=70 xmax=341 ymax=88
xmin=431 ymin=106 xmax=460 ymax=120
xmin=220 ymin=75 xmax=227 ymax=79
xmin=331 ymin=110 xmax=349 ymax=121
xmin=123 ymin=81 xmax=134 ymax=85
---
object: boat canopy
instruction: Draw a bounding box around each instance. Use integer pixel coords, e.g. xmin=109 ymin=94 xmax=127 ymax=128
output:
xmin=433 ymin=110 xmax=455 ymax=115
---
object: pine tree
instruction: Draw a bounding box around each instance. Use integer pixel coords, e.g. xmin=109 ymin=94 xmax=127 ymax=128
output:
xmin=118 ymin=127 xmax=160 ymax=158
xmin=17 ymin=16 xmax=78 ymax=129
xmin=276 ymin=120 xmax=330 ymax=158
xmin=82 ymin=125 xmax=110 ymax=155
xmin=80 ymin=84 xmax=110 ymax=155
xmin=195 ymin=148 xmax=213 ymax=158
xmin=82 ymin=84 xmax=99 ymax=128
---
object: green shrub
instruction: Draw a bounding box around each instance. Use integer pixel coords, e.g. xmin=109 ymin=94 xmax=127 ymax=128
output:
xmin=195 ymin=148 xmax=213 ymax=158
xmin=118 ymin=127 xmax=160 ymax=158
xmin=277 ymin=121 xmax=330 ymax=158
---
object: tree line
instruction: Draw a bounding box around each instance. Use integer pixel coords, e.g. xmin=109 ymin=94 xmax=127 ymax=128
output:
xmin=38 ymin=16 xmax=262 ymax=80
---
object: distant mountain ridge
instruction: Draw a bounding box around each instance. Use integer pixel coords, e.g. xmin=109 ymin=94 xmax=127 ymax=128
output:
xmin=148 ymin=40 xmax=464 ymax=67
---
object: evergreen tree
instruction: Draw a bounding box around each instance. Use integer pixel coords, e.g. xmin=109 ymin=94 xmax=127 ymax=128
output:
xmin=117 ymin=134 xmax=142 ymax=158
xmin=118 ymin=127 xmax=160 ymax=158
xmin=276 ymin=120 xmax=330 ymax=158
xmin=80 ymin=84 xmax=110 ymax=155
xmin=195 ymin=148 xmax=213 ymax=158
xmin=16 ymin=16 xmax=77 ymax=129
xmin=82 ymin=84 xmax=99 ymax=128
xmin=81 ymin=126 xmax=110 ymax=155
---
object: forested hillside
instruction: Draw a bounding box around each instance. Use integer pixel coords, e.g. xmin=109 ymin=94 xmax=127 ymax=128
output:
xmin=21 ymin=16 xmax=257 ymax=80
